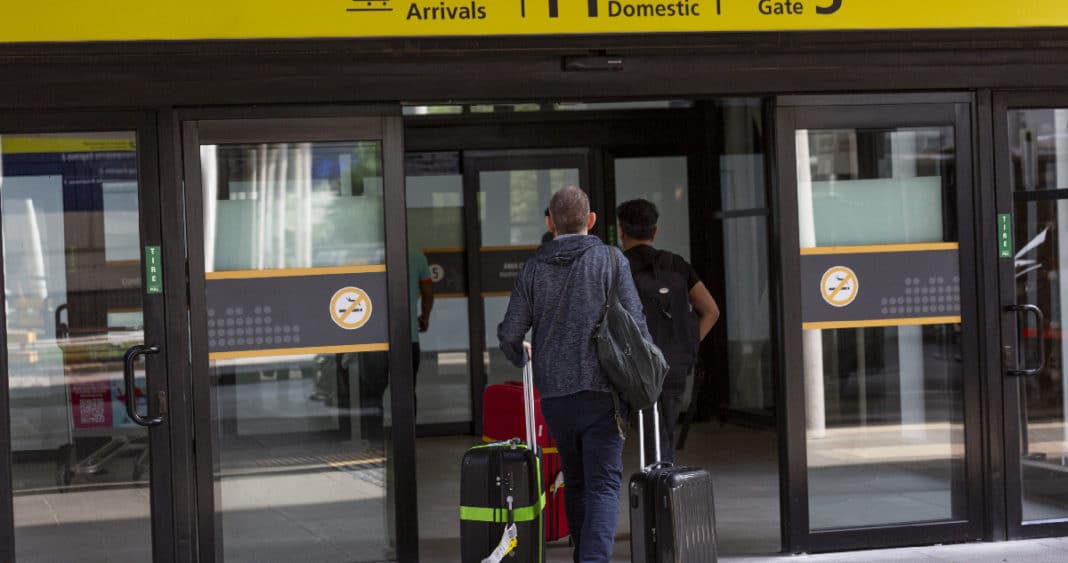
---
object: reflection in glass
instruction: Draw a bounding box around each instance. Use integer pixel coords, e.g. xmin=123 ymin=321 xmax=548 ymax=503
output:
xmin=202 ymin=141 xmax=386 ymax=272
xmin=201 ymin=140 xmax=393 ymax=561
xmin=720 ymin=98 xmax=768 ymax=211
xmin=805 ymin=325 xmax=966 ymax=529
xmin=479 ymin=168 xmax=580 ymax=386
xmin=613 ymin=156 xmax=690 ymax=259
xmin=2 ymin=132 xmax=152 ymax=561
xmin=1008 ymin=108 xmax=1068 ymax=522
xmin=479 ymin=169 xmax=579 ymax=246
xmin=723 ymin=217 xmax=774 ymax=411
xmin=717 ymin=98 xmax=775 ymax=414
xmin=796 ymin=126 xmax=968 ymax=529
xmin=406 ymin=156 xmax=472 ymax=425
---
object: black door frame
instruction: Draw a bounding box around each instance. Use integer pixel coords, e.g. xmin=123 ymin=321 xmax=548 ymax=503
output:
xmin=774 ymin=93 xmax=986 ymax=553
xmin=601 ymin=143 xmax=736 ymax=424
xmin=174 ymin=105 xmax=419 ymax=563
xmin=404 ymin=108 xmax=699 ymax=436
xmin=992 ymin=90 xmax=1068 ymax=541
xmin=461 ymin=149 xmax=591 ymax=437
xmin=0 ymin=109 xmax=177 ymax=562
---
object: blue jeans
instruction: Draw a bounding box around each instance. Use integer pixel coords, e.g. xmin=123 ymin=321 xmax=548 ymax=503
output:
xmin=541 ymin=391 xmax=627 ymax=563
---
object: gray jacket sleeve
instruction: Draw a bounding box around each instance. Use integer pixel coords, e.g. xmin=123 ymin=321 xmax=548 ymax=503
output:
xmin=497 ymin=263 xmax=534 ymax=367
xmin=614 ymin=248 xmax=653 ymax=343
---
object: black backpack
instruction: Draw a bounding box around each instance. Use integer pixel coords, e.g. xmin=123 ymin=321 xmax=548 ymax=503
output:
xmin=631 ymin=250 xmax=699 ymax=372
xmin=593 ymin=249 xmax=669 ymax=415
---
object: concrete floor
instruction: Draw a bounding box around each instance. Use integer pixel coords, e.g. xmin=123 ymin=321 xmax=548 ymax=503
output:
xmin=730 ymin=537 xmax=1068 ymax=563
xmin=417 ymin=420 xmax=782 ymax=561
xmin=10 ymin=365 xmax=1068 ymax=563
xmin=417 ymin=420 xmax=1068 ymax=563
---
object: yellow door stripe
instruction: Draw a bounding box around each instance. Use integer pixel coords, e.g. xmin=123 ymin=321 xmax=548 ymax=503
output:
xmin=209 ymin=342 xmax=389 ymax=360
xmin=206 ymin=264 xmax=386 ymax=280
xmin=0 ymin=137 xmax=136 ymax=154
xmin=800 ymin=242 xmax=959 ymax=256
xmin=802 ymin=316 xmax=962 ymax=331
xmin=480 ymin=245 xmax=540 ymax=252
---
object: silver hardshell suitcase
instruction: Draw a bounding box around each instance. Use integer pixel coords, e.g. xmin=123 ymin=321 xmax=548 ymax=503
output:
xmin=629 ymin=403 xmax=718 ymax=562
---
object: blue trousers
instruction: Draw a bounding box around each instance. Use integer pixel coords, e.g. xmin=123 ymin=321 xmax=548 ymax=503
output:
xmin=541 ymin=391 xmax=627 ymax=563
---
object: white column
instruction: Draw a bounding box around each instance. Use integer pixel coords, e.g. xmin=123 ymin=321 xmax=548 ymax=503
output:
xmin=796 ymin=130 xmax=827 ymax=439
xmin=200 ymin=146 xmax=218 ymax=272
xmin=1054 ymin=110 xmax=1068 ymax=443
xmin=891 ymin=131 xmax=928 ymax=441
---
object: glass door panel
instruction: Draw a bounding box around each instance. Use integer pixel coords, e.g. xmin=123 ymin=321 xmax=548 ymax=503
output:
xmin=1 ymin=131 xmax=163 ymax=561
xmin=796 ymin=126 xmax=968 ymax=529
xmin=188 ymin=118 xmax=408 ymax=562
xmin=611 ymin=155 xmax=691 ymax=259
xmin=405 ymin=153 xmax=471 ymax=427
xmin=777 ymin=98 xmax=981 ymax=552
xmin=1005 ymin=108 xmax=1068 ymax=525
xmin=478 ymin=166 xmax=580 ymax=386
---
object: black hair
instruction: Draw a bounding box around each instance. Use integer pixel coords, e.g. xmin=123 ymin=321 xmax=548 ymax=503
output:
xmin=616 ymin=199 xmax=659 ymax=240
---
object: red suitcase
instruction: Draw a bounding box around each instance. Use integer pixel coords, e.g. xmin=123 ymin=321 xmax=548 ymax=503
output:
xmin=483 ymin=381 xmax=570 ymax=542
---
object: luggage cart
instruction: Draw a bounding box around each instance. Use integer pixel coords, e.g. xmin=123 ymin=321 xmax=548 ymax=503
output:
xmin=54 ymin=327 xmax=150 ymax=489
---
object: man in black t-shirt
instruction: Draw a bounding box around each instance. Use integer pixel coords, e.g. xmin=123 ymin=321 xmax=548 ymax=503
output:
xmin=618 ymin=198 xmax=720 ymax=463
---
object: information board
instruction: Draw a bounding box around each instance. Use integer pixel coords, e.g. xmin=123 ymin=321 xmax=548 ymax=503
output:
xmin=2 ymin=1 xmax=1068 ymax=43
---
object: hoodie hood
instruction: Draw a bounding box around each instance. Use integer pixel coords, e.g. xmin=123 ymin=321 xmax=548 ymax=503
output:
xmin=534 ymin=234 xmax=603 ymax=266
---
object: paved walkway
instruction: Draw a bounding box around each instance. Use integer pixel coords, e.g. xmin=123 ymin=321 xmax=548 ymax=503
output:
xmin=423 ymin=536 xmax=1068 ymax=562
xmin=726 ymin=537 xmax=1068 ymax=563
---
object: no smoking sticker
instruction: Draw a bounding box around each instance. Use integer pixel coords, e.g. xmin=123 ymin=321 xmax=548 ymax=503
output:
xmin=821 ymin=266 xmax=858 ymax=308
xmin=330 ymin=287 xmax=373 ymax=330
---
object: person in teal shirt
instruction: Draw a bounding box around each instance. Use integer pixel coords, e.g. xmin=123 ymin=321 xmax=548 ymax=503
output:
xmin=408 ymin=246 xmax=435 ymax=402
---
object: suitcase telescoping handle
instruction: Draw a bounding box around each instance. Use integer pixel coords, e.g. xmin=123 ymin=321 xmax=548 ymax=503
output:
xmin=638 ymin=403 xmax=663 ymax=472
xmin=523 ymin=347 xmax=539 ymax=456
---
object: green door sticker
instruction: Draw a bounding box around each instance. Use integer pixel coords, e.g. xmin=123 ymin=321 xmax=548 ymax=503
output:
xmin=145 ymin=245 xmax=163 ymax=294
xmin=998 ymin=214 xmax=1013 ymax=259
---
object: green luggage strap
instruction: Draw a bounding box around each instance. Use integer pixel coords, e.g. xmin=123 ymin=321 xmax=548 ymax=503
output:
xmin=460 ymin=440 xmax=546 ymax=524
xmin=459 ymin=491 xmax=546 ymax=523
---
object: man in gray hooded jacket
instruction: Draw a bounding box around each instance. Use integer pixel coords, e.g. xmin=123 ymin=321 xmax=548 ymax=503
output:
xmin=498 ymin=186 xmax=651 ymax=563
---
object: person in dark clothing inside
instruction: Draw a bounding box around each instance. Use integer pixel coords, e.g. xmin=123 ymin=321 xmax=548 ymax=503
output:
xmin=617 ymin=198 xmax=720 ymax=463
xmin=499 ymin=187 xmax=652 ymax=563
xmin=541 ymin=207 xmax=555 ymax=244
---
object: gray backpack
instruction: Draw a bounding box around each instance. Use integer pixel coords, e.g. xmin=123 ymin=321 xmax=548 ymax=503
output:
xmin=594 ymin=248 xmax=669 ymax=415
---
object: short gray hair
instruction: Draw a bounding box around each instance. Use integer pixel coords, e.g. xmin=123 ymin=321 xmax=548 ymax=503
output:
xmin=549 ymin=186 xmax=590 ymax=235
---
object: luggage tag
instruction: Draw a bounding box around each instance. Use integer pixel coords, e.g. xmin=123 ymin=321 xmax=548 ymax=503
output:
xmin=550 ymin=471 xmax=565 ymax=495
xmin=483 ymin=495 xmax=518 ymax=563
xmin=481 ymin=523 xmax=518 ymax=563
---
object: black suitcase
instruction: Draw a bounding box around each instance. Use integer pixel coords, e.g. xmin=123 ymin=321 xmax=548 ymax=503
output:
xmin=630 ymin=404 xmax=718 ymax=563
xmin=460 ymin=358 xmax=545 ymax=563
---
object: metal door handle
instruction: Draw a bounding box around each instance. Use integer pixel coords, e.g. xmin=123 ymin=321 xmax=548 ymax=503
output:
xmin=123 ymin=345 xmax=164 ymax=427
xmin=1006 ymin=304 xmax=1046 ymax=377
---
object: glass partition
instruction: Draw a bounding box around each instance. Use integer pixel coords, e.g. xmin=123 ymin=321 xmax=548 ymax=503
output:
xmin=613 ymin=156 xmax=691 ymax=259
xmin=199 ymin=139 xmax=394 ymax=562
xmin=795 ymin=125 xmax=968 ymax=529
xmin=479 ymin=167 xmax=580 ymax=386
xmin=1007 ymin=108 xmax=1068 ymax=523
xmin=2 ymin=132 xmax=153 ymax=562
xmin=405 ymin=152 xmax=471 ymax=426
xmin=719 ymin=99 xmax=775 ymax=414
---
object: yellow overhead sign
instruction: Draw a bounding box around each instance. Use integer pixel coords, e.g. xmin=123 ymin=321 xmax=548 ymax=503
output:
xmin=1 ymin=1 xmax=1066 ymax=43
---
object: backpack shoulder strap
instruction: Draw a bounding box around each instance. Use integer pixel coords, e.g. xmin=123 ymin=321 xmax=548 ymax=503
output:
xmin=643 ymin=249 xmax=671 ymax=283
xmin=606 ymin=246 xmax=619 ymax=306
xmin=655 ymin=249 xmax=676 ymax=271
